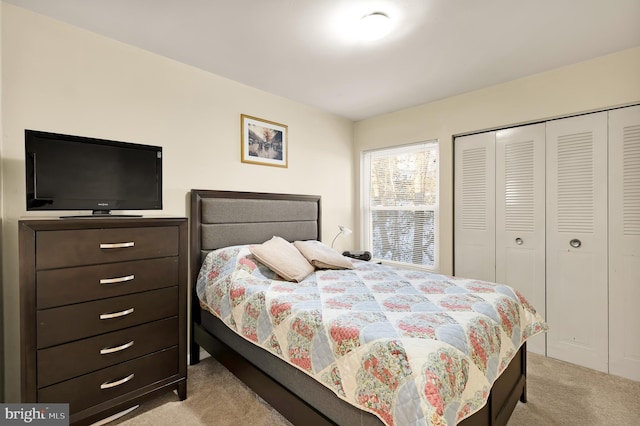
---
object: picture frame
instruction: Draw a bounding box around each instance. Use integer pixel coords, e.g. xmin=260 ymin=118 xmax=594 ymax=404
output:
xmin=241 ymin=114 xmax=288 ymax=168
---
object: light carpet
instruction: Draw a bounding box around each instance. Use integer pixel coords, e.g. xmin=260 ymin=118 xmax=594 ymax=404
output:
xmin=108 ymin=353 xmax=640 ymax=426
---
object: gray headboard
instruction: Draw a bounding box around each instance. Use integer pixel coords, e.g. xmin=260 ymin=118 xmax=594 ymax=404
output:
xmin=190 ymin=189 xmax=321 ymax=285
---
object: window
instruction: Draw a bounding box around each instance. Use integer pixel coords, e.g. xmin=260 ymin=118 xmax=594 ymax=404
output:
xmin=362 ymin=141 xmax=439 ymax=270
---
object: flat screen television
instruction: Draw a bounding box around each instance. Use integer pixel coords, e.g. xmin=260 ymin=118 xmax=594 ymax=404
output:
xmin=25 ymin=130 xmax=162 ymax=217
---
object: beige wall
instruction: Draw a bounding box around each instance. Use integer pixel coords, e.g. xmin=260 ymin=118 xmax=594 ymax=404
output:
xmin=354 ymin=46 xmax=640 ymax=276
xmin=1 ymin=4 xmax=354 ymax=400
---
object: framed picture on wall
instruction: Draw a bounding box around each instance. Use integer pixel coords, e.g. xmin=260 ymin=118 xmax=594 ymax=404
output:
xmin=241 ymin=114 xmax=288 ymax=168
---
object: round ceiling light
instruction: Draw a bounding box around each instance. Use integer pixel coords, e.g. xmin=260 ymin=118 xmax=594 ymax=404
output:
xmin=357 ymin=12 xmax=392 ymax=41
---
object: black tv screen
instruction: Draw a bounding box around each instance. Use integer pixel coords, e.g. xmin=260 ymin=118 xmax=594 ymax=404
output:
xmin=25 ymin=130 xmax=162 ymax=215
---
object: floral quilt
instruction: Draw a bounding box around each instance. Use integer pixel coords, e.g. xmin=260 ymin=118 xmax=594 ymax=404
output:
xmin=196 ymin=246 xmax=547 ymax=426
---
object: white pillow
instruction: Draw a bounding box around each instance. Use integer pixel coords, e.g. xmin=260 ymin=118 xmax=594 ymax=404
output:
xmin=249 ymin=236 xmax=315 ymax=282
xmin=294 ymin=240 xmax=354 ymax=270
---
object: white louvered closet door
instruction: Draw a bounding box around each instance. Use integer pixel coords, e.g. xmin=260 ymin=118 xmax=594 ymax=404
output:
xmin=495 ymin=124 xmax=546 ymax=355
xmin=546 ymin=112 xmax=608 ymax=373
xmin=454 ymin=132 xmax=496 ymax=281
xmin=609 ymin=105 xmax=640 ymax=381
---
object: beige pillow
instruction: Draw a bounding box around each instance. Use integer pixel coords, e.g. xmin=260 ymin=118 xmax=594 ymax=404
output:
xmin=294 ymin=240 xmax=354 ymax=270
xmin=249 ymin=236 xmax=315 ymax=282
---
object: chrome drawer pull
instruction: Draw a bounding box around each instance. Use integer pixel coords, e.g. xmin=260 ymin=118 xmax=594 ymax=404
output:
xmin=99 ymin=308 xmax=134 ymax=320
xmin=100 ymin=275 xmax=135 ymax=285
xmin=100 ymin=373 xmax=134 ymax=390
xmin=100 ymin=340 xmax=134 ymax=355
xmin=100 ymin=242 xmax=135 ymax=249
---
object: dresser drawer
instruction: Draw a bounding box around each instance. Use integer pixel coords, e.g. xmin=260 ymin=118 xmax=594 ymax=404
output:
xmin=37 ymin=317 xmax=178 ymax=388
xmin=37 ymin=287 xmax=178 ymax=349
xmin=37 ymin=257 xmax=179 ymax=309
xmin=38 ymin=347 xmax=178 ymax=414
xmin=36 ymin=226 xmax=179 ymax=269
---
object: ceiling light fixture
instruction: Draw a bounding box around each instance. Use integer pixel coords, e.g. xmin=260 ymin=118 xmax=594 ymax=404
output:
xmin=357 ymin=12 xmax=392 ymax=41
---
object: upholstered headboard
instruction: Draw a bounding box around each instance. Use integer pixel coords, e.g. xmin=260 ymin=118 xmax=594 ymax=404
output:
xmin=190 ymin=189 xmax=321 ymax=285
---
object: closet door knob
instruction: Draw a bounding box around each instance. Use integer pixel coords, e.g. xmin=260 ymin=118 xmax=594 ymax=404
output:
xmin=515 ymin=238 xmax=524 ymax=245
xmin=569 ymin=239 xmax=581 ymax=248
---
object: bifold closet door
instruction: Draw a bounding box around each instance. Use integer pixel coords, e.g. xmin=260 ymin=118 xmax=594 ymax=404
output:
xmin=454 ymin=132 xmax=496 ymax=281
xmin=495 ymin=124 xmax=546 ymax=355
xmin=546 ymin=112 xmax=608 ymax=373
xmin=609 ymin=105 xmax=640 ymax=381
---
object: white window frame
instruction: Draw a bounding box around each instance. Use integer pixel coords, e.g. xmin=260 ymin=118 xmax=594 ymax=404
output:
xmin=361 ymin=140 xmax=439 ymax=271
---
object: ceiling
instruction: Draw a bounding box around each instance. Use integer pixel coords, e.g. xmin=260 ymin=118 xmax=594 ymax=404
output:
xmin=5 ymin=0 xmax=640 ymax=121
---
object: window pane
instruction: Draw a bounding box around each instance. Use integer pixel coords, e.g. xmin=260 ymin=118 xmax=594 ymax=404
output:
xmin=363 ymin=141 xmax=439 ymax=270
xmin=372 ymin=210 xmax=435 ymax=266
xmin=370 ymin=150 xmax=437 ymax=207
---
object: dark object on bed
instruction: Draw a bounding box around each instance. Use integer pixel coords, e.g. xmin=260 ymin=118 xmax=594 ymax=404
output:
xmin=342 ymin=250 xmax=372 ymax=261
xmin=189 ymin=189 xmax=527 ymax=426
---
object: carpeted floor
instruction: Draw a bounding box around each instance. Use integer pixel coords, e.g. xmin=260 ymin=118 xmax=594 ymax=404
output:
xmin=106 ymin=353 xmax=640 ymax=426
xmin=507 ymin=353 xmax=640 ymax=425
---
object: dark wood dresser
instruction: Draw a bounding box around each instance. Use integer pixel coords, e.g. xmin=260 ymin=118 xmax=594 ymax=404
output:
xmin=19 ymin=217 xmax=187 ymax=425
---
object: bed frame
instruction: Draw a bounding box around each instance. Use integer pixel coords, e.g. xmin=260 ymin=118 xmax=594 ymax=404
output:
xmin=189 ymin=189 xmax=527 ymax=426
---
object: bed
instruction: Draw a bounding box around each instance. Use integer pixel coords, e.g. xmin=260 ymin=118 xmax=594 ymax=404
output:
xmin=189 ymin=189 xmax=547 ymax=426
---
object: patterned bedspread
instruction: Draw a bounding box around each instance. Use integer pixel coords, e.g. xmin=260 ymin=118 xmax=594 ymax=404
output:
xmin=196 ymin=246 xmax=547 ymax=426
